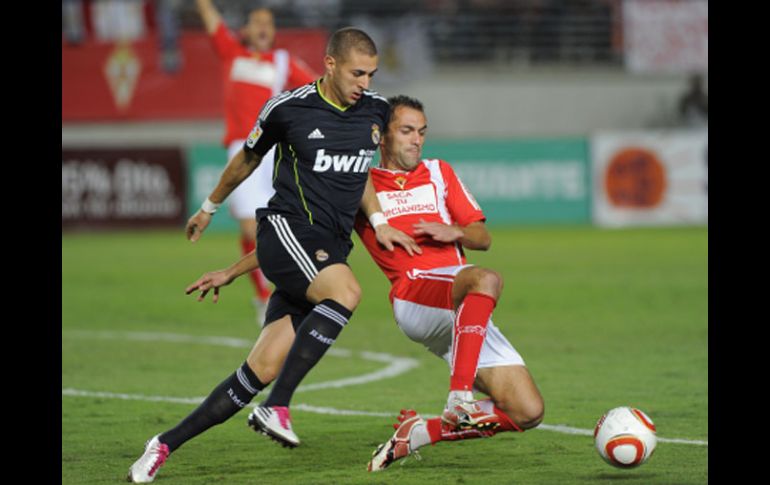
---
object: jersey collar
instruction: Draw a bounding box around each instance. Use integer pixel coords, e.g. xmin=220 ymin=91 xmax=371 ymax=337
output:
xmin=316 ymin=79 xmax=349 ymax=112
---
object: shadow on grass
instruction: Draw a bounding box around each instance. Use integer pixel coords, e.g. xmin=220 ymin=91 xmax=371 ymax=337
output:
xmin=594 ymin=471 xmax=658 ymax=481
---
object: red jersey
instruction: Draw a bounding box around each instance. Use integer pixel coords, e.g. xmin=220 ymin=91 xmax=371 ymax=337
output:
xmin=355 ymin=159 xmax=486 ymax=289
xmin=210 ymin=23 xmax=317 ymax=146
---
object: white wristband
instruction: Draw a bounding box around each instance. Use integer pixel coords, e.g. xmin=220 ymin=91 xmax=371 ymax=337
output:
xmin=369 ymin=211 xmax=388 ymax=227
xmin=201 ymin=198 xmax=221 ymax=214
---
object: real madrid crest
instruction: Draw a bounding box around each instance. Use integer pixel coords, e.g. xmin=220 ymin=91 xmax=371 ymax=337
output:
xmin=394 ymin=175 xmax=407 ymax=190
xmin=371 ymin=124 xmax=381 ymax=144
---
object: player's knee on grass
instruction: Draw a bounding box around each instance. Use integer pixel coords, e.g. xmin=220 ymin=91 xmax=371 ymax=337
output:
xmin=504 ymin=397 xmax=544 ymax=430
xmin=492 ymin=387 xmax=544 ymax=431
xmin=477 ymin=365 xmax=544 ymax=430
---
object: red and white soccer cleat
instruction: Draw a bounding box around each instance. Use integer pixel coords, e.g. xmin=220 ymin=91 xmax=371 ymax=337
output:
xmin=126 ymin=435 xmax=169 ymax=483
xmin=248 ymin=405 xmax=300 ymax=448
xmin=367 ymin=409 xmax=425 ymax=472
xmin=441 ymin=398 xmax=500 ymax=432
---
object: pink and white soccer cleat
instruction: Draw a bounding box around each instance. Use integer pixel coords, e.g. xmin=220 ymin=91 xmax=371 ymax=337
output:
xmin=126 ymin=435 xmax=169 ymax=483
xmin=248 ymin=405 xmax=300 ymax=448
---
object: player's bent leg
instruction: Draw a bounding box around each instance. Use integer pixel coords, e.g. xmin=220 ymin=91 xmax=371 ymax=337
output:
xmin=474 ymin=365 xmax=545 ymax=431
xmin=252 ymin=265 xmax=360 ymax=448
xmin=451 ymin=266 xmax=503 ymax=307
xmin=127 ymin=326 xmax=287 ymax=482
xmin=246 ymin=315 xmax=295 ymax=384
xmin=246 ymin=315 xmax=303 ymax=446
xmin=305 ymin=263 xmax=362 ymax=310
xmin=443 ymin=266 xmax=504 ymax=430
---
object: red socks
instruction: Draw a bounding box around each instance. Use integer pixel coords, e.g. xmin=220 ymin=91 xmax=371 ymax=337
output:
xmin=479 ymin=398 xmax=523 ymax=432
xmin=424 ymin=399 xmax=522 ymax=445
xmin=241 ymin=238 xmax=271 ymax=301
xmin=450 ymin=292 xmax=496 ymax=391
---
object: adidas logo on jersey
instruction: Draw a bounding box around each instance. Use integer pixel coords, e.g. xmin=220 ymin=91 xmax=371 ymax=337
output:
xmin=308 ymin=128 xmax=325 ymax=139
xmin=313 ymin=149 xmax=374 ymax=173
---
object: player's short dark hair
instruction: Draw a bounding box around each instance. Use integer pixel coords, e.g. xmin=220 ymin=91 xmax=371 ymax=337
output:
xmin=387 ymin=95 xmax=425 ymax=116
xmin=326 ymin=27 xmax=377 ymax=62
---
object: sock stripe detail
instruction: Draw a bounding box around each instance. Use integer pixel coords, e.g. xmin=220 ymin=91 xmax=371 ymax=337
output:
xmin=236 ymin=367 xmax=259 ymax=395
xmin=313 ymin=304 xmax=349 ymax=327
xmin=450 ymin=301 xmax=465 ymax=373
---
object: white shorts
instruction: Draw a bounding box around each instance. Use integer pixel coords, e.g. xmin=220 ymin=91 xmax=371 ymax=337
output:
xmin=227 ymin=140 xmax=277 ymax=220
xmin=391 ymin=265 xmax=525 ymax=369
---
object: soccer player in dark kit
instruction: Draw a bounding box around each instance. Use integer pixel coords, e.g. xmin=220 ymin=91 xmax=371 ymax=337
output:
xmin=127 ymin=27 xmax=419 ymax=483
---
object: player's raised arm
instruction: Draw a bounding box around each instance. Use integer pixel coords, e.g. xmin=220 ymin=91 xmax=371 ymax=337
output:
xmin=360 ymin=174 xmax=421 ymax=256
xmin=195 ymin=0 xmax=223 ymax=34
xmin=412 ymin=219 xmax=492 ymax=251
xmin=186 ymin=148 xmax=263 ymax=242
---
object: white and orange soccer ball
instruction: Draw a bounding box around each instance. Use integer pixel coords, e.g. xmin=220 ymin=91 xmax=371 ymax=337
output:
xmin=594 ymin=406 xmax=657 ymax=468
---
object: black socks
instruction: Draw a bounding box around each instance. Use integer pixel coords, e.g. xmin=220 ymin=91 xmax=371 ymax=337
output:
xmin=262 ymin=299 xmax=351 ymax=407
xmin=159 ymin=362 xmax=266 ymax=452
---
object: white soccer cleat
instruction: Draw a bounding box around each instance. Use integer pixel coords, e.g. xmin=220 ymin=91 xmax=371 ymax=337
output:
xmin=368 ymin=409 xmax=425 ymax=472
xmin=248 ymin=405 xmax=300 ymax=448
xmin=126 ymin=435 xmax=169 ymax=483
xmin=441 ymin=397 xmax=500 ymax=432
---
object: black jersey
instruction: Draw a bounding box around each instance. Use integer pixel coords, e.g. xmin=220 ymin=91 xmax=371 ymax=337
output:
xmin=244 ymin=80 xmax=390 ymax=239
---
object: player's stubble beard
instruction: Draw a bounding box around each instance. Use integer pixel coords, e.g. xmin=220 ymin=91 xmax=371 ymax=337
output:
xmin=382 ymin=143 xmax=420 ymax=171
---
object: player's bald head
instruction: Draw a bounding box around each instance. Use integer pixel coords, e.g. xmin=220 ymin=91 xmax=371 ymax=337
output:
xmin=326 ymin=27 xmax=377 ymax=62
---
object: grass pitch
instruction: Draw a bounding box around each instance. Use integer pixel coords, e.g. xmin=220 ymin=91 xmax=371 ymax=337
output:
xmin=62 ymin=225 xmax=707 ymax=484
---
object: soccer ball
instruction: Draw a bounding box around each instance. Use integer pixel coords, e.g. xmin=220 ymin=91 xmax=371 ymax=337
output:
xmin=594 ymin=406 xmax=657 ymax=468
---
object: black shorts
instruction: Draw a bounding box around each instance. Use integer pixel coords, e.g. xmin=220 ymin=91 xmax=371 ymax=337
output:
xmin=263 ymin=289 xmax=313 ymax=331
xmin=257 ymin=213 xmax=352 ymax=301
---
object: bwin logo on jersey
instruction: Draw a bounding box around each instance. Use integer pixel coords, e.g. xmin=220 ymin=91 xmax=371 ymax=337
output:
xmin=313 ymin=149 xmax=374 ymax=173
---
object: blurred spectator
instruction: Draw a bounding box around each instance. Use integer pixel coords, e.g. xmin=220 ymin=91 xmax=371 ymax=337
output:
xmin=155 ymin=0 xmax=183 ymax=73
xmin=62 ymin=0 xmax=86 ymax=45
xmin=678 ymin=73 xmax=708 ymax=128
xmin=291 ymin=0 xmax=342 ymax=27
xmin=92 ymin=0 xmax=147 ymax=42
xmin=349 ymin=11 xmax=433 ymax=85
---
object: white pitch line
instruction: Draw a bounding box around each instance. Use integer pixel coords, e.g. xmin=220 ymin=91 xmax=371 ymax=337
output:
xmin=63 ymin=330 xmax=420 ymax=393
xmin=535 ymin=423 xmax=708 ymax=446
xmin=61 ymin=388 xmax=707 ymax=446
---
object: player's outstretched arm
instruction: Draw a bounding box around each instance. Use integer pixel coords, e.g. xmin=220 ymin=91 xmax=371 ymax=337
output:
xmin=360 ymin=174 xmax=422 ymax=256
xmin=195 ymin=0 xmax=223 ymax=34
xmin=185 ymin=249 xmax=260 ymax=302
xmin=186 ymin=148 xmax=263 ymax=242
xmin=413 ymin=219 xmax=491 ymax=250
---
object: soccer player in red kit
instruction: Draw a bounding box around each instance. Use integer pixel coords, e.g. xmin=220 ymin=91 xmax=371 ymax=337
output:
xmin=359 ymin=96 xmax=544 ymax=471
xmin=196 ymin=0 xmax=317 ymax=319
